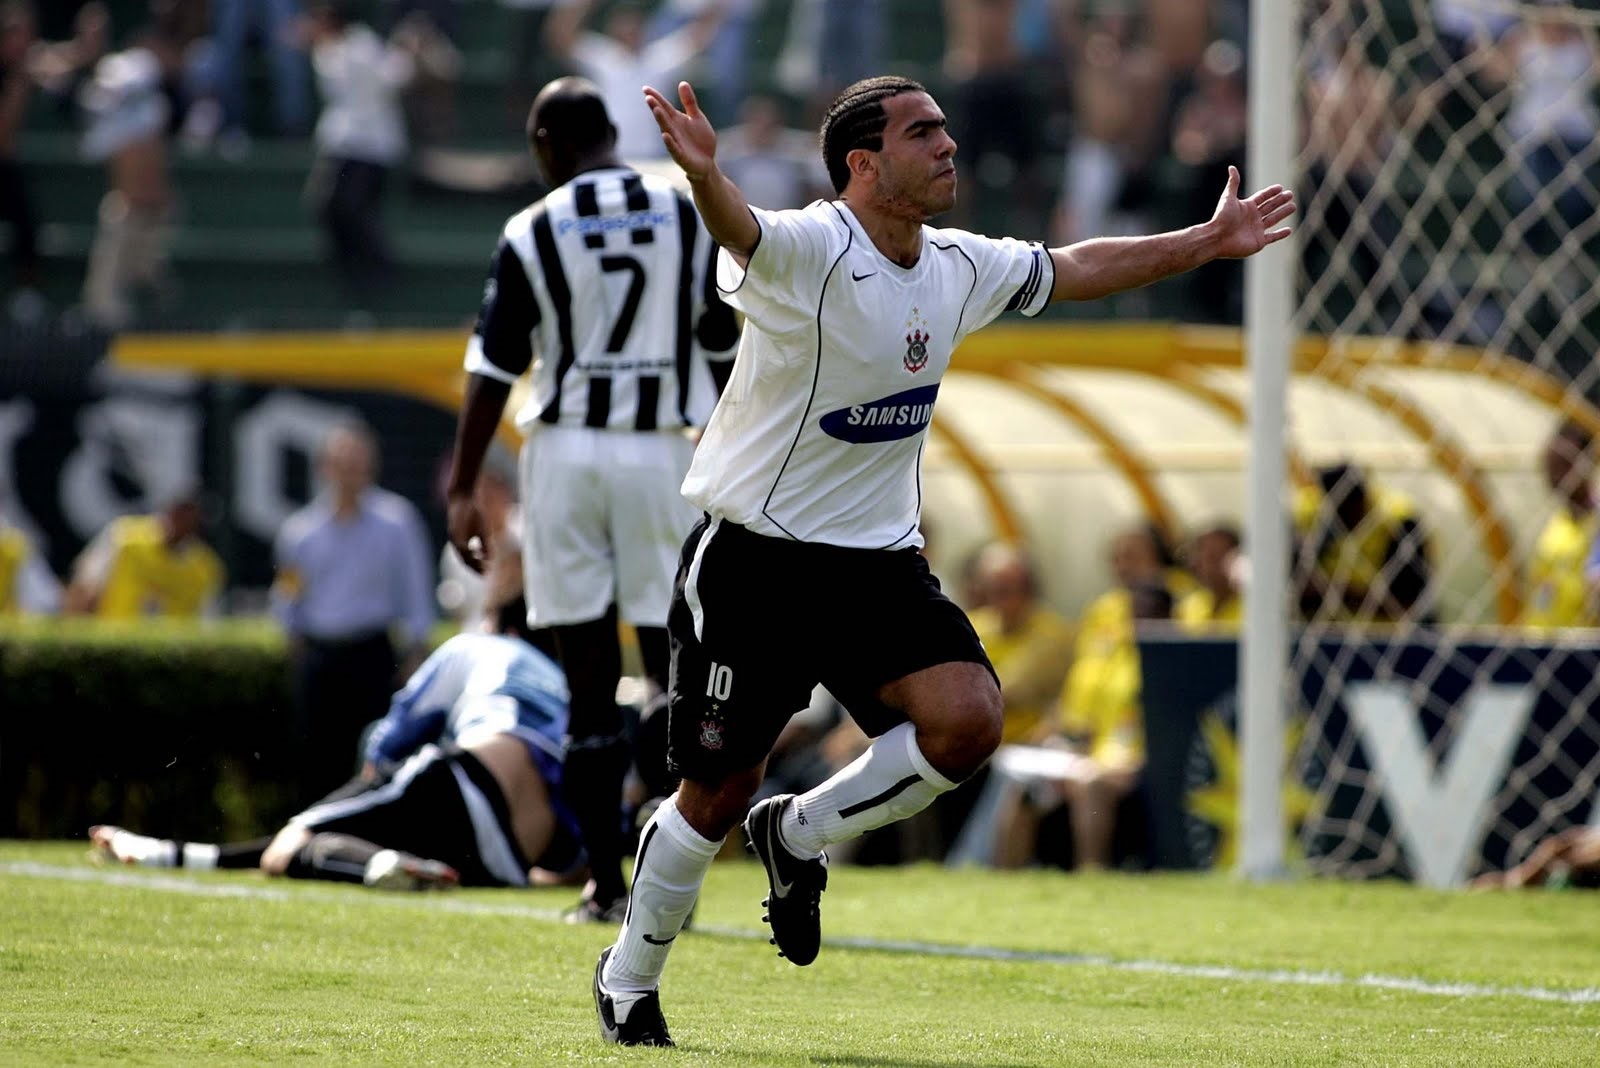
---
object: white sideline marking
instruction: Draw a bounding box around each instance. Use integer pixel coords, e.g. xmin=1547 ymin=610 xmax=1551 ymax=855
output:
xmin=5 ymin=861 xmax=1599 ymax=1006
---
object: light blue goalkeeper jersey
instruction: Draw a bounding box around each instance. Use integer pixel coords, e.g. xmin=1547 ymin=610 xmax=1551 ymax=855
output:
xmin=363 ymin=633 xmax=570 ymax=772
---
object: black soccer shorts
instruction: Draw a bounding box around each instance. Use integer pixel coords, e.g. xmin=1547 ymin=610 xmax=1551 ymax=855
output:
xmin=290 ymin=745 xmax=579 ymax=886
xmin=665 ymin=516 xmax=995 ymax=782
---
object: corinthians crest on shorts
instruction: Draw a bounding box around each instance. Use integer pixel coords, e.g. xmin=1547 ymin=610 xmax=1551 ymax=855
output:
xmin=699 ymin=720 xmax=724 ymax=750
xmin=904 ymin=306 xmax=930 ymax=373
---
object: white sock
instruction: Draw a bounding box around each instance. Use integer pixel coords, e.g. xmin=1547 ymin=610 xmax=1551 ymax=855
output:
xmin=780 ymin=722 xmax=958 ymax=858
xmin=182 ymin=843 xmax=220 ymax=871
xmin=603 ymin=794 xmax=721 ymax=995
xmin=110 ymin=830 xmax=177 ymax=867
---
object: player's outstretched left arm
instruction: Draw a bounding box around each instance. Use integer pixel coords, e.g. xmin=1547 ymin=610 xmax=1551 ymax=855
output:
xmin=1046 ymin=166 xmax=1295 ymax=303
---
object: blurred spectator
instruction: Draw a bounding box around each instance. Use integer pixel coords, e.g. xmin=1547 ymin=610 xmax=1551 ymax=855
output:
xmin=62 ymin=490 xmax=222 ymax=618
xmin=1302 ymin=16 xmax=1404 ymax=330
xmin=1168 ymin=39 xmax=1246 ymax=322
xmin=774 ymin=0 xmax=884 ymax=115
xmin=650 ymin=0 xmax=759 ymax=125
xmin=1432 ymin=0 xmax=1514 ymax=62
xmin=1481 ymin=1 xmax=1599 ymax=255
xmin=966 ymin=541 xmax=1072 ymax=745
xmin=302 ymin=0 xmax=424 ymax=308
xmin=716 ymin=93 xmax=830 ymax=211
xmin=0 ymin=503 xmax=60 ymax=615
xmin=27 ymin=1 xmax=109 ymax=105
xmin=1175 ymin=522 xmax=1242 ymax=631
xmin=379 ymin=0 xmax=461 ymax=41
xmin=544 ymin=0 xmax=723 ymax=161
xmin=204 ymin=0 xmax=312 ymax=142
xmin=0 ymin=0 xmax=41 ymax=320
xmin=272 ymin=421 xmax=435 ymax=807
xmin=1145 ymin=0 xmax=1207 ymax=78
xmin=983 ymin=527 xmax=1179 ymax=870
xmin=816 ymin=0 xmax=884 ymax=100
xmin=1524 ymin=420 xmax=1597 ymax=630
xmin=77 ymin=27 xmax=179 ymax=329
xmin=499 ymin=0 xmax=572 ymax=133
xmin=1293 ymin=462 xmax=1434 ymax=624
xmin=942 ymin=0 xmax=1039 ymax=233
xmin=393 ymin=10 xmax=461 ymax=146
xmin=1053 ymin=3 xmax=1168 ymax=246
xmin=1469 ymin=825 xmax=1600 ymax=890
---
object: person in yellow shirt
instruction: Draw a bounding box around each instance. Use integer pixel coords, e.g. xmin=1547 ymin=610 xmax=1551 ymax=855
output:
xmin=1524 ymin=420 xmax=1598 ymax=630
xmin=966 ymin=542 xmax=1073 ymax=745
xmin=0 ymin=510 xmax=61 ymax=616
xmin=992 ymin=525 xmax=1180 ymax=869
xmin=1292 ymin=463 xmax=1433 ymax=624
xmin=64 ymin=492 xmax=223 ymax=619
xmin=1176 ymin=524 xmax=1244 ymax=632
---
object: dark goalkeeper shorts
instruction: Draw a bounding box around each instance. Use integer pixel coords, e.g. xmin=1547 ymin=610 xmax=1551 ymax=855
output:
xmin=665 ymin=516 xmax=995 ymax=782
xmin=290 ymin=744 xmax=580 ymax=886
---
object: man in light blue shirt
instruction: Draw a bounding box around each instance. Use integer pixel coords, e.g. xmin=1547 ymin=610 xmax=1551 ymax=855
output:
xmin=273 ymin=420 xmax=435 ymax=806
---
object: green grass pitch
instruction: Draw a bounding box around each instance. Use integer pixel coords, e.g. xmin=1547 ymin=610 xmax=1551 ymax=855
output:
xmin=2 ymin=840 xmax=1597 ymax=1066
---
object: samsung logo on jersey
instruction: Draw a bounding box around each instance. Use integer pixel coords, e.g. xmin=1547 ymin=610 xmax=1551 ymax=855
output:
xmin=820 ymin=384 xmax=941 ymax=443
xmin=558 ymin=210 xmax=676 ymax=236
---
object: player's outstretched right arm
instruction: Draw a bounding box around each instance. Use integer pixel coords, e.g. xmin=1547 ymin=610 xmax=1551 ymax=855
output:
xmin=644 ymin=81 xmax=760 ymax=263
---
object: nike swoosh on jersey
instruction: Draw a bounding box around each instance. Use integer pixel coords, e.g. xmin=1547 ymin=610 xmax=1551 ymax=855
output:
xmin=642 ymin=932 xmax=677 ymax=945
xmin=851 ymin=270 xmax=877 ymax=281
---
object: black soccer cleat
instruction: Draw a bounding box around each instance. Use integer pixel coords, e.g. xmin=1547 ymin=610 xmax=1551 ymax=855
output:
xmin=743 ymin=794 xmax=828 ymax=967
xmin=593 ymin=948 xmax=674 ymax=1047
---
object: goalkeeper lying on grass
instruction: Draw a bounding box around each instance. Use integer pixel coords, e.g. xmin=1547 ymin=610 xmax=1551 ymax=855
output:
xmin=93 ymin=559 xmax=586 ymax=892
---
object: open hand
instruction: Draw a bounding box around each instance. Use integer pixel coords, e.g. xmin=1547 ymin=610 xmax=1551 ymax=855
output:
xmin=643 ymin=81 xmax=717 ymax=182
xmin=1209 ymin=165 xmax=1296 ymax=259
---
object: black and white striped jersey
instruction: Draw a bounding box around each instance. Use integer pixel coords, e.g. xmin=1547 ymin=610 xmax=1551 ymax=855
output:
xmin=464 ymin=166 xmax=736 ymax=432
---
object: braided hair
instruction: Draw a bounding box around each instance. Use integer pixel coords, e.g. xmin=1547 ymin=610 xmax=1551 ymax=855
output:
xmin=819 ymin=76 xmax=928 ymax=194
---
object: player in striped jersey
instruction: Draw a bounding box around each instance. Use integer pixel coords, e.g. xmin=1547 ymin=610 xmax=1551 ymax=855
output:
xmin=444 ymin=78 xmax=737 ymax=923
xmin=91 ymin=563 xmax=584 ymax=891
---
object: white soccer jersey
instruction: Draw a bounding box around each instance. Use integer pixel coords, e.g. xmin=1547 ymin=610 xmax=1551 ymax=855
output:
xmin=465 ymin=166 xmax=736 ymax=431
xmin=682 ymin=201 xmax=1053 ymax=549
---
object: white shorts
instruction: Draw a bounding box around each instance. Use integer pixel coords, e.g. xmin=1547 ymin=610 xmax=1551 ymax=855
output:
xmin=519 ymin=425 xmax=698 ymax=628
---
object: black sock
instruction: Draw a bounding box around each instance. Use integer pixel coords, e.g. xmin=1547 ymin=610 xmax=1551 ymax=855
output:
xmin=216 ymin=838 xmax=274 ymax=869
xmin=283 ymin=833 xmax=384 ymax=884
xmin=564 ymin=736 xmax=632 ymax=905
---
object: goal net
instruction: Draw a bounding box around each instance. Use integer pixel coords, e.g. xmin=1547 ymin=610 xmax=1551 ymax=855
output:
xmin=1266 ymin=0 xmax=1600 ymax=885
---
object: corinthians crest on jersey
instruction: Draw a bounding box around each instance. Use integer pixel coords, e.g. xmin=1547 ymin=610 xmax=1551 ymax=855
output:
xmin=904 ymin=306 xmax=931 ymax=373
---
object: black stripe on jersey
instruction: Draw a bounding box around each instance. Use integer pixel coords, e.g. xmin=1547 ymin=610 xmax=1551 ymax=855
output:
xmin=673 ymin=194 xmax=697 ymax=425
xmin=621 ymin=174 xmax=655 ymax=246
xmin=1007 ymin=246 xmax=1045 ymax=312
xmin=635 ymin=376 xmax=660 ymax=431
xmin=585 ymin=377 xmax=612 ymax=428
xmin=761 ymin=205 xmax=853 ymax=540
xmin=474 ymin=239 xmax=541 ymax=378
xmin=532 ymin=209 xmax=578 ymax=424
xmin=572 ymin=181 xmax=606 ymax=249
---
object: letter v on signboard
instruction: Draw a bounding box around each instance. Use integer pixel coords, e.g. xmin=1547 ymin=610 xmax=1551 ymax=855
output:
xmin=1345 ymin=683 xmax=1534 ymax=888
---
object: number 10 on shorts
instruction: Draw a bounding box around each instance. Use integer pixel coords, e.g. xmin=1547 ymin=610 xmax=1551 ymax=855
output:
xmin=705 ymin=662 xmax=734 ymax=701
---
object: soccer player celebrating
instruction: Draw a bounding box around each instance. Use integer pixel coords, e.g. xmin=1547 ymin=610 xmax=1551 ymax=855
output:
xmin=592 ymin=75 xmax=1295 ymax=1046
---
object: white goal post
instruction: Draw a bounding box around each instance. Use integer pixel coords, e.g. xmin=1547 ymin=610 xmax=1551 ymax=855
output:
xmin=1239 ymin=0 xmax=1600 ymax=885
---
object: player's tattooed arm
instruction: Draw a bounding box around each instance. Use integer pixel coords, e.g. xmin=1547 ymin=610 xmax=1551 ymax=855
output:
xmin=644 ymin=81 xmax=760 ymax=263
xmin=1046 ymin=166 xmax=1295 ymax=303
